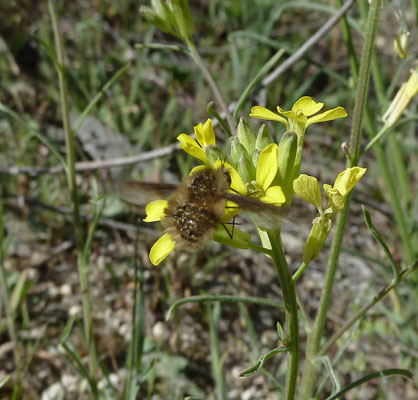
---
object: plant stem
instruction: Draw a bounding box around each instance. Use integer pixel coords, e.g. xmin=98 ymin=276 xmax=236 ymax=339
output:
xmin=299 ymin=197 xmax=352 ymax=399
xmin=186 ymin=39 xmax=236 ymax=135
xmin=48 ymin=0 xmax=98 ymax=394
xmin=299 ymin=1 xmax=382 ymax=397
xmin=267 ymin=230 xmax=299 ymax=400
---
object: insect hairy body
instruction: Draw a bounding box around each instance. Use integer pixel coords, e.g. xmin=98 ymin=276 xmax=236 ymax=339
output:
xmin=162 ymin=167 xmax=230 ymax=250
xmin=116 ymin=165 xmax=284 ymax=251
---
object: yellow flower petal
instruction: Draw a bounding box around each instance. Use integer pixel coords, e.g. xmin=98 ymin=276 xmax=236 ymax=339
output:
xmin=250 ymin=106 xmax=288 ymax=128
xmin=221 ymin=200 xmax=239 ymax=222
xmin=262 ymin=185 xmax=286 ymax=205
xmin=195 ymin=118 xmax=216 ymax=147
xmin=291 ymin=96 xmax=324 ymax=116
xmin=293 ymin=174 xmax=322 ymax=210
xmin=177 ymin=133 xmax=207 ymax=162
xmin=144 ymin=199 xmax=169 ymax=222
xmin=256 ymin=143 xmax=279 ymax=190
xmin=149 ymin=233 xmax=176 ymax=266
xmin=305 ymin=107 xmax=347 ymax=127
xmin=323 ymin=183 xmax=345 ymax=211
xmin=333 ymin=167 xmax=367 ymax=197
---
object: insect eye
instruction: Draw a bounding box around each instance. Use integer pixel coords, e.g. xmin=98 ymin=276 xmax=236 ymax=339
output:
xmin=223 ymin=171 xmax=232 ymax=186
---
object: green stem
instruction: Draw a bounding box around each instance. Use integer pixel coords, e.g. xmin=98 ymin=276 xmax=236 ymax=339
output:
xmin=48 ymin=0 xmax=98 ymax=394
xmin=348 ymin=0 xmax=381 ymax=165
xmin=299 ymin=197 xmax=352 ymax=399
xmin=292 ymin=262 xmax=308 ymax=283
xmin=267 ymin=230 xmax=299 ymax=400
xmin=186 ymin=39 xmax=236 ymax=135
xmin=357 ymin=0 xmax=415 ymax=262
xmin=299 ymin=2 xmax=382 ymax=397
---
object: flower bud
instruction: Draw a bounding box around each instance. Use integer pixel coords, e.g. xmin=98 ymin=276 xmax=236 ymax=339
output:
xmin=303 ymin=216 xmax=332 ymax=263
xmin=230 ymin=136 xmax=244 ymax=165
xmin=238 ymin=154 xmax=255 ymax=184
xmin=394 ymin=30 xmax=409 ymax=59
xmin=277 ymin=131 xmax=297 ymax=206
xmin=255 ymin=124 xmax=272 ymax=152
xmin=237 ymin=118 xmax=257 ymax=155
xmin=140 ymin=0 xmax=195 ymax=42
xmin=252 ymin=149 xmax=260 ymax=169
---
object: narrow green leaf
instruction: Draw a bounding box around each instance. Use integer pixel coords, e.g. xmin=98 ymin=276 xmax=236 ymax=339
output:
xmin=362 ymin=206 xmax=399 ymax=279
xmin=276 ymin=321 xmax=285 ymax=341
xmin=239 ymin=346 xmax=289 ymax=377
xmin=207 ymin=303 xmax=225 ymax=400
xmin=327 ymin=368 xmax=413 ymax=400
xmin=166 ymin=295 xmax=284 ymax=320
xmin=314 ymin=356 xmax=341 ymax=395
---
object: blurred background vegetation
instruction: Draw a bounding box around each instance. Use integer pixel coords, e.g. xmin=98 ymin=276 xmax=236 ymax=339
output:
xmin=0 ymin=0 xmax=417 ymax=399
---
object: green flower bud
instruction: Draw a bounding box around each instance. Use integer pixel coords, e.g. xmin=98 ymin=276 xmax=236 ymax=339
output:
xmin=171 ymin=0 xmax=195 ymax=40
xmin=394 ymin=30 xmax=409 ymax=59
xmin=237 ymin=118 xmax=257 ymax=155
xmin=255 ymin=124 xmax=272 ymax=152
xmin=230 ymin=136 xmax=244 ymax=165
xmin=252 ymin=149 xmax=260 ymax=169
xmin=277 ymin=131 xmax=297 ymax=206
xmin=238 ymin=154 xmax=255 ymax=184
xmin=140 ymin=0 xmax=195 ymax=42
xmin=205 ymin=145 xmax=225 ymax=165
xmin=303 ymin=216 xmax=332 ymax=263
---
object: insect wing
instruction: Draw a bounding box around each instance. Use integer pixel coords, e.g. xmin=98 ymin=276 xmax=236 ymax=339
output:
xmin=223 ymin=192 xmax=283 ymax=230
xmin=114 ymin=180 xmax=177 ymax=207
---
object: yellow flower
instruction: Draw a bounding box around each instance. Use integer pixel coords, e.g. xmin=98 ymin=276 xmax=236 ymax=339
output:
xmin=250 ymin=96 xmax=347 ymax=136
xmin=294 ymin=167 xmax=366 ymax=263
xmin=253 ymin=143 xmax=286 ymax=206
xmin=323 ymin=167 xmax=367 ymax=212
xmin=177 ymin=119 xmax=216 ymax=164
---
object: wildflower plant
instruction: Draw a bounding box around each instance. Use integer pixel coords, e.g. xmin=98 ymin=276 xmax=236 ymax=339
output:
xmin=12 ymin=1 xmax=413 ymax=400
xmin=137 ymin=1 xmax=417 ymax=399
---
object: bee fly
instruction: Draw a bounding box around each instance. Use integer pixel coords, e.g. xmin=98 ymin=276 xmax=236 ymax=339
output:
xmin=116 ymin=166 xmax=282 ymax=250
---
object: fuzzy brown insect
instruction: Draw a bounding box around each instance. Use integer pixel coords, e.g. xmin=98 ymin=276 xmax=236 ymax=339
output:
xmin=116 ymin=166 xmax=283 ymax=250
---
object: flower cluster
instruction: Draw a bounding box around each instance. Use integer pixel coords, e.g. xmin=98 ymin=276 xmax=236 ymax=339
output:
xmin=143 ymin=96 xmax=366 ymax=266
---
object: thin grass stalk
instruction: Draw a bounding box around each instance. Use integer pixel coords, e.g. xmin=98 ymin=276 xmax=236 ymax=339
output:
xmin=0 ymin=185 xmax=22 ymax=398
xmin=358 ymin=0 xmax=415 ymax=262
xmin=207 ymin=303 xmax=226 ymax=400
xmin=298 ymin=0 xmax=382 ymax=398
xmin=47 ymin=0 xmax=98 ymax=394
xmin=186 ymin=39 xmax=236 ymax=135
xmin=267 ymin=230 xmax=299 ymax=400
